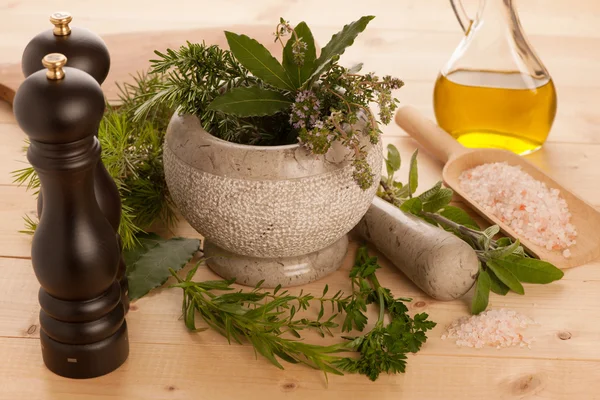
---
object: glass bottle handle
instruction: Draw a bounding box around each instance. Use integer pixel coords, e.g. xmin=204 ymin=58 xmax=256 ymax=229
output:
xmin=450 ymin=0 xmax=473 ymax=33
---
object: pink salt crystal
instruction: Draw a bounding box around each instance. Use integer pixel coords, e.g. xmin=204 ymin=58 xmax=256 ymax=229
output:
xmin=441 ymin=309 xmax=535 ymax=349
xmin=458 ymin=162 xmax=576 ymax=256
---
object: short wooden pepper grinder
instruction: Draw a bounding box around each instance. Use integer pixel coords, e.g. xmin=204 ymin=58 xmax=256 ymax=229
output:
xmin=13 ymin=54 xmax=129 ymax=378
xmin=21 ymin=12 xmax=129 ymax=311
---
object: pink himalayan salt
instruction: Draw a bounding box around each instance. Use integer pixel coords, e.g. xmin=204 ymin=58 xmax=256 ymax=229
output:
xmin=441 ymin=309 xmax=535 ymax=349
xmin=458 ymin=162 xmax=576 ymax=254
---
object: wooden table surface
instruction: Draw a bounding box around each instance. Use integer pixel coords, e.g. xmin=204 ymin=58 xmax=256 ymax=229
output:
xmin=1 ymin=1 xmax=599 ymax=399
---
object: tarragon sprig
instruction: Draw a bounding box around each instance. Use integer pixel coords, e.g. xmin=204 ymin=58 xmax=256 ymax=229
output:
xmin=379 ymin=144 xmax=564 ymax=314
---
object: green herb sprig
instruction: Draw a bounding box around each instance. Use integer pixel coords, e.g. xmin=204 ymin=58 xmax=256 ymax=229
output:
xmin=334 ymin=246 xmax=436 ymax=381
xmin=378 ymin=144 xmax=564 ymax=314
xmin=168 ymin=245 xmax=435 ymax=381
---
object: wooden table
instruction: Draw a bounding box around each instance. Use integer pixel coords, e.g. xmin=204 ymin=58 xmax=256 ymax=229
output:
xmin=1 ymin=1 xmax=599 ymax=399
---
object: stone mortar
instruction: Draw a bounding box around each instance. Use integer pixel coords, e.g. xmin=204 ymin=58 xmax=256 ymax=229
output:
xmin=163 ymin=113 xmax=382 ymax=285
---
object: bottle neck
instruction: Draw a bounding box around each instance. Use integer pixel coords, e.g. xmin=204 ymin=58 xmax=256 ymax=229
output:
xmin=477 ymin=0 xmax=516 ymax=29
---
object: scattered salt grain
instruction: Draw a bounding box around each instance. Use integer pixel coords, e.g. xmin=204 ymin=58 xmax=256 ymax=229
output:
xmin=441 ymin=309 xmax=535 ymax=349
xmin=459 ymin=162 xmax=577 ymax=255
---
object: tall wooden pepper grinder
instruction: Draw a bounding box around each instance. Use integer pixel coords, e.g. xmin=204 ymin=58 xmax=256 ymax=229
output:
xmin=13 ymin=54 xmax=129 ymax=378
xmin=21 ymin=12 xmax=129 ymax=312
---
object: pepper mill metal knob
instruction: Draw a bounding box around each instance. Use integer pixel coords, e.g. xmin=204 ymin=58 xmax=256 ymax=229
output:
xmin=21 ymin=12 xmax=129 ymax=312
xmin=13 ymin=54 xmax=129 ymax=378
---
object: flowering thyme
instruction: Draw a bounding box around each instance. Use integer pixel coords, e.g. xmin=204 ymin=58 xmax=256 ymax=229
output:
xmin=291 ymin=39 xmax=308 ymax=65
xmin=290 ymin=90 xmax=321 ymax=130
xmin=352 ymin=158 xmax=374 ymax=190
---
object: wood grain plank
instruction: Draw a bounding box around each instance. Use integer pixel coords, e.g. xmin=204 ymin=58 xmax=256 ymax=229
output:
xmin=1 ymin=336 xmax=599 ymax=400
xmin=2 ymin=246 xmax=600 ymax=361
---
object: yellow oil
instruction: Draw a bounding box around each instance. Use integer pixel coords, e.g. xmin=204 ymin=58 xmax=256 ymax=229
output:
xmin=433 ymin=70 xmax=557 ymax=155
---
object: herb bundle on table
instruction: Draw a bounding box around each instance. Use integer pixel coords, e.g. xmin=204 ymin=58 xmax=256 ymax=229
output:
xmin=165 ymin=245 xmax=435 ymax=381
xmin=378 ymin=144 xmax=564 ymax=314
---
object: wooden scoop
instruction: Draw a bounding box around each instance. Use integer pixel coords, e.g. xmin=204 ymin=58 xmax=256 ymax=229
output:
xmin=395 ymin=106 xmax=600 ymax=269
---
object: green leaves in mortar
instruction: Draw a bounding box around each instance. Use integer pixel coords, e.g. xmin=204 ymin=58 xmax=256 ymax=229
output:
xmin=224 ymin=31 xmax=295 ymax=91
xmin=282 ymin=21 xmax=317 ymax=88
xmin=307 ymin=15 xmax=375 ymax=84
xmin=210 ymin=16 xmax=375 ymax=117
xmin=124 ymin=233 xmax=200 ymax=300
xmin=208 ymin=87 xmax=292 ymax=116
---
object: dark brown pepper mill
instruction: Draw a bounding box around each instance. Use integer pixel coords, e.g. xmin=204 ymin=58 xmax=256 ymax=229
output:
xmin=22 ymin=12 xmax=129 ymax=312
xmin=13 ymin=54 xmax=129 ymax=378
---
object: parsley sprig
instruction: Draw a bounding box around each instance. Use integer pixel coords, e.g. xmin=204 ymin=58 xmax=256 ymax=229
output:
xmin=169 ymin=246 xmax=435 ymax=381
xmin=334 ymin=246 xmax=436 ymax=380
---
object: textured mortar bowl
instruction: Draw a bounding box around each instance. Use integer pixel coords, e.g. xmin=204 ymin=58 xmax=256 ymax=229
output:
xmin=164 ymin=113 xmax=382 ymax=287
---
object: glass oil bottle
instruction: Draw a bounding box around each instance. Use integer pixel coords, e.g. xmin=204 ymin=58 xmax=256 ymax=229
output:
xmin=434 ymin=0 xmax=557 ymax=155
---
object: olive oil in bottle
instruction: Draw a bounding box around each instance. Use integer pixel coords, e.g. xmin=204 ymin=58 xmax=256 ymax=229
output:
xmin=434 ymin=70 xmax=557 ymax=155
xmin=439 ymin=0 xmax=558 ymax=155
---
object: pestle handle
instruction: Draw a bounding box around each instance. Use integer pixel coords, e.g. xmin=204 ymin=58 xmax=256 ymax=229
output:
xmin=394 ymin=106 xmax=467 ymax=164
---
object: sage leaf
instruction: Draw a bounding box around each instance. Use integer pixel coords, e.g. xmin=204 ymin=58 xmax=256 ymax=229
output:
xmin=126 ymin=236 xmax=201 ymax=300
xmin=386 ymin=144 xmax=401 ymax=174
xmin=486 ymin=239 xmax=521 ymax=259
xmin=282 ymin=22 xmax=317 ymax=88
xmin=487 ymin=261 xmax=525 ymax=295
xmin=472 ymin=268 xmax=491 ymax=315
xmin=480 ymin=225 xmax=500 ymax=250
xmin=422 ymin=188 xmax=453 ymax=213
xmin=385 ymin=160 xmax=395 ymax=180
xmin=400 ymin=197 xmax=422 ymax=216
xmin=439 ymin=205 xmax=479 ymax=229
xmin=307 ymin=15 xmax=375 ymax=85
xmin=494 ymin=256 xmax=564 ymax=284
xmin=418 ymin=181 xmax=442 ymax=202
xmin=483 ymin=225 xmax=500 ymax=239
xmin=393 ymin=184 xmax=411 ymax=199
xmin=208 ymin=86 xmax=292 ymax=116
xmin=225 ymin=31 xmax=295 ymax=91
xmin=408 ymin=149 xmax=418 ymax=197
xmin=496 ymin=237 xmax=512 ymax=247
xmin=488 ymin=269 xmax=510 ymax=295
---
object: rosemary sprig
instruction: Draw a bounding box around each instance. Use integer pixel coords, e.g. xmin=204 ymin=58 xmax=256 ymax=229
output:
xmin=170 ymin=246 xmax=435 ymax=381
xmin=170 ymin=263 xmax=350 ymax=375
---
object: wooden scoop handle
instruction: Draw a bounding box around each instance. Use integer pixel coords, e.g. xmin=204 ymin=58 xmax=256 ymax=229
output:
xmin=395 ymin=106 xmax=467 ymax=164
